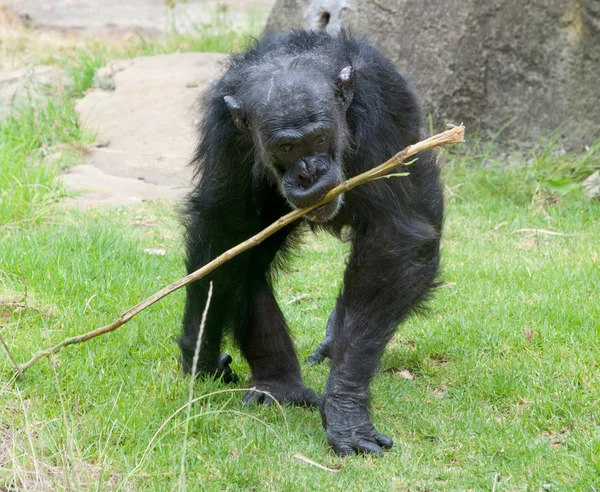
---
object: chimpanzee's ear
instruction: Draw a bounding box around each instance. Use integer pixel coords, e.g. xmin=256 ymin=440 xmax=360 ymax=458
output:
xmin=336 ymin=66 xmax=354 ymax=111
xmin=224 ymin=96 xmax=250 ymax=133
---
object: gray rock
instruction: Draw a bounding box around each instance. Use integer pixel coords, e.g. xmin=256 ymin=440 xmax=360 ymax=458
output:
xmin=62 ymin=164 xmax=187 ymax=207
xmin=266 ymin=0 xmax=600 ymax=147
xmin=66 ymin=52 xmax=227 ymax=206
xmin=0 ymin=65 xmax=72 ymax=118
xmin=582 ymin=170 xmax=600 ymax=200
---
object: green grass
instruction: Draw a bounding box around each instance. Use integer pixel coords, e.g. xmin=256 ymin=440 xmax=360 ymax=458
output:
xmin=1 ymin=141 xmax=599 ymax=490
xmin=0 ymin=91 xmax=88 ymax=225
xmin=1 ymin=30 xmax=600 ymax=491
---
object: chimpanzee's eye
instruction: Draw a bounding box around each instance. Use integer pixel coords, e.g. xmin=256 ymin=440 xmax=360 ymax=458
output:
xmin=315 ymin=135 xmax=329 ymax=145
xmin=279 ymin=143 xmax=293 ymax=153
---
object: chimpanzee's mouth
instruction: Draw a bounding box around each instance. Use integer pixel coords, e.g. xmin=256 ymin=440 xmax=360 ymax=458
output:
xmin=304 ymin=195 xmax=343 ymax=223
xmin=283 ymin=172 xmax=344 ymax=223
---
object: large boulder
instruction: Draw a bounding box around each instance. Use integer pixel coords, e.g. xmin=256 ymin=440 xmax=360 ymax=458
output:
xmin=266 ymin=0 xmax=600 ymax=147
xmin=64 ymin=52 xmax=227 ymax=207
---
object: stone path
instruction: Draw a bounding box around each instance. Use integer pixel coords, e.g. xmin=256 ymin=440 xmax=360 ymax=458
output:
xmin=64 ymin=52 xmax=227 ymax=206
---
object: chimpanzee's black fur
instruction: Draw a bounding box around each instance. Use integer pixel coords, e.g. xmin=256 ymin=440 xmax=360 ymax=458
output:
xmin=179 ymin=30 xmax=443 ymax=456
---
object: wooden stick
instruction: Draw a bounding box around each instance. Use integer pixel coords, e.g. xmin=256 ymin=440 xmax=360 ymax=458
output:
xmin=14 ymin=125 xmax=464 ymax=376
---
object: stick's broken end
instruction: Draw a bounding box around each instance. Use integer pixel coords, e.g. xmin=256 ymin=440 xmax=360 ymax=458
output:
xmin=448 ymin=124 xmax=465 ymax=143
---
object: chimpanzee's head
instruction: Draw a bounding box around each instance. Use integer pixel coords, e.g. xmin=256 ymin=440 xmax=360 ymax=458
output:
xmin=223 ymin=63 xmax=353 ymax=222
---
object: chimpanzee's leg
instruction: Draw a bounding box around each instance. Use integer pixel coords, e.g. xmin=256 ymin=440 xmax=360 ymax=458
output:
xmin=322 ymin=217 xmax=441 ymax=455
xmin=179 ymin=280 xmax=238 ymax=383
xmin=240 ymin=279 xmax=320 ymax=407
xmin=178 ymin=206 xmax=249 ymax=383
xmin=306 ymin=301 xmax=340 ymax=365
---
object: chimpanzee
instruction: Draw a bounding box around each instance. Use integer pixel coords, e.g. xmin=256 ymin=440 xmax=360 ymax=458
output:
xmin=178 ymin=30 xmax=443 ymax=456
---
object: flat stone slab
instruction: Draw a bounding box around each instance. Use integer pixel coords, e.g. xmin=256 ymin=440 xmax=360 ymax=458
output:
xmin=63 ymin=164 xmax=186 ymax=207
xmin=65 ymin=52 xmax=227 ymax=206
xmin=2 ymin=0 xmax=274 ymax=36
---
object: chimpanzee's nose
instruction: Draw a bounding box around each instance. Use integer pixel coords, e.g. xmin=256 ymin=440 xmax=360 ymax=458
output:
xmin=294 ymin=159 xmax=327 ymax=187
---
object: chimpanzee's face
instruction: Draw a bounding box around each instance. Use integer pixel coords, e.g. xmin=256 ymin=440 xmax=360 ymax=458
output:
xmin=224 ymin=66 xmax=353 ymax=222
xmin=260 ymin=109 xmax=344 ymax=223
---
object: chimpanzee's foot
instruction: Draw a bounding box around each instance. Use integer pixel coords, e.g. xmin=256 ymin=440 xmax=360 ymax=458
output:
xmin=321 ymin=393 xmax=393 ymax=456
xmin=306 ymin=338 xmax=331 ymax=365
xmin=214 ymin=353 xmax=239 ymax=384
xmin=243 ymin=381 xmax=320 ymax=408
xmin=181 ymin=352 xmax=238 ymax=383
